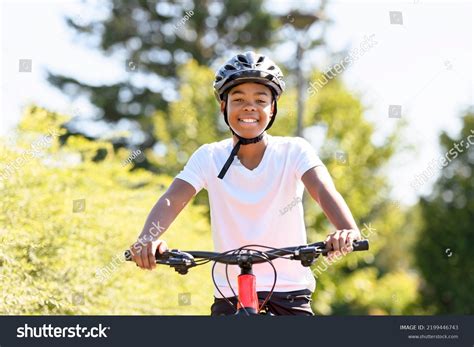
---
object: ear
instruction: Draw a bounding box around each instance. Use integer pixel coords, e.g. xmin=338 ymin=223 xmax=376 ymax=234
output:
xmin=271 ymin=100 xmax=275 ymax=116
xmin=220 ymin=100 xmax=226 ymax=114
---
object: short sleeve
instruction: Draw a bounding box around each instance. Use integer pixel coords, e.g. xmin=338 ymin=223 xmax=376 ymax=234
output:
xmin=175 ymin=144 xmax=208 ymax=194
xmin=294 ymin=137 xmax=324 ymax=179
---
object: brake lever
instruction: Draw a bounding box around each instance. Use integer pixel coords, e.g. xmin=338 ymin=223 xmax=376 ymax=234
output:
xmin=155 ymin=249 xmax=182 ymax=261
xmin=293 ymin=246 xmax=320 ymax=267
xmin=156 ymin=250 xmax=196 ymax=275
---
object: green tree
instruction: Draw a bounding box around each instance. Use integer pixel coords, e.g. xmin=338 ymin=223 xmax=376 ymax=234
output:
xmin=415 ymin=109 xmax=474 ymax=314
xmin=0 ymin=106 xmax=214 ymax=315
xmin=148 ymin=59 xmax=226 ymax=175
xmin=47 ymin=0 xmax=279 ymax=150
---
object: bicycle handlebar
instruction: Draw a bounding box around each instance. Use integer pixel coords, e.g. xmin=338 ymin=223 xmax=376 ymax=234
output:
xmin=124 ymin=240 xmax=369 ymax=273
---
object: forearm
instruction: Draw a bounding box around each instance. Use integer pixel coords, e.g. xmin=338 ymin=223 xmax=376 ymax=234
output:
xmin=137 ymin=178 xmax=196 ymax=241
xmin=138 ymin=196 xmax=182 ymax=241
xmin=317 ymin=185 xmax=359 ymax=233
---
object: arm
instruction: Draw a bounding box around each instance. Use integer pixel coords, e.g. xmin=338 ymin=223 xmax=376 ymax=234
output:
xmin=301 ymin=165 xmax=361 ymax=258
xmin=131 ymin=178 xmax=197 ymax=270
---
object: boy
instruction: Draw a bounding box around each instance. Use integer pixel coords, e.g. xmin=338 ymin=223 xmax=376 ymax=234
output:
xmin=130 ymin=51 xmax=361 ymax=316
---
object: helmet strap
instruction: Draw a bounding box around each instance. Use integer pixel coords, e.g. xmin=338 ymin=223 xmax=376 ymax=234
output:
xmin=217 ymin=132 xmax=266 ymax=179
xmin=265 ymin=94 xmax=277 ymax=131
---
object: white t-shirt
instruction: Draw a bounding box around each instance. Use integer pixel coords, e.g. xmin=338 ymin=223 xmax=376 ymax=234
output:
xmin=175 ymin=134 xmax=324 ymax=298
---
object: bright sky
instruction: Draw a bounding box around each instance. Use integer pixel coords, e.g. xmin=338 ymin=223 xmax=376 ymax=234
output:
xmin=1 ymin=0 xmax=472 ymax=205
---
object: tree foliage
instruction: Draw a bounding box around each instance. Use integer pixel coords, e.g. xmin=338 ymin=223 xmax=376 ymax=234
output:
xmin=47 ymin=0 xmax=279 ymax=149
xmin=0 ymin=106 xmax=214 ymax=314
xmin=415 ymin=110 xmax=474 ymax=314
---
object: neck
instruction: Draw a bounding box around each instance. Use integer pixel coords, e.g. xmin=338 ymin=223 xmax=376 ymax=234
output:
xmin=233 ymin=133 xmax=268 ymax=161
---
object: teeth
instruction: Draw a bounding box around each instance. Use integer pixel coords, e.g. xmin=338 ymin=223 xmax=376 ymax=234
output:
xmin=240 ymin=119 xmax=258 ymax=123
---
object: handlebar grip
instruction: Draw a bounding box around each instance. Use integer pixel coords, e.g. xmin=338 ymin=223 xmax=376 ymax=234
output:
xmin=123 ymin=249 xmax=171 ymax=262
xmin=353 ymin=239 xmax=369 ymax=251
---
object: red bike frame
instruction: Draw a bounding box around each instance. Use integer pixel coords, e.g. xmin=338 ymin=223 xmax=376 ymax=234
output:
xmin=237 ymin=271 xmax=259 ymax=314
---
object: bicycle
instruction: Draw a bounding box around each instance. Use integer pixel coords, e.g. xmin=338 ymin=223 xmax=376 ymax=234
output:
xmin=125 ymin=239 xmax=369 ymax=315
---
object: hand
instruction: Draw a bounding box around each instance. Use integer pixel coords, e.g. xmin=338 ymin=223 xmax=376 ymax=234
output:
xmin=325 ymin=229 xmax=361 ymax=261
xmin=130 ymin=237 xmax=168 ymax=270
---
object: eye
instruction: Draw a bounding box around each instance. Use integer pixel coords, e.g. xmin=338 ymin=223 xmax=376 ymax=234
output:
xmin=257 ymin=99 xmax=266 ymax=103
xmin=232 ymin=98 xmax=244 ymax=102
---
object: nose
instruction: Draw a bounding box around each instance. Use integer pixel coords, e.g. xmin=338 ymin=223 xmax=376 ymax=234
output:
xmin=243 ymin=101 xmax=257 ymax=112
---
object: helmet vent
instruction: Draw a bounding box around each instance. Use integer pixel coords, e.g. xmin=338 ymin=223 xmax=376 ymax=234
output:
xmin=237 ymin=55 xmax=247 ymax=62
xmin=213 ymin=51 xmax=285 ymax=103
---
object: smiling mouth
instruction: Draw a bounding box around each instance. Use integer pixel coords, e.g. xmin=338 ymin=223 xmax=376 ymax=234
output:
xmin=238 ymin=118 xmax=259 ymax=124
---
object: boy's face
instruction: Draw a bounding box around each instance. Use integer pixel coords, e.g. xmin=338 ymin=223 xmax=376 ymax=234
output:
xmin=221 ymin=82 xmax=275 ymax=138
